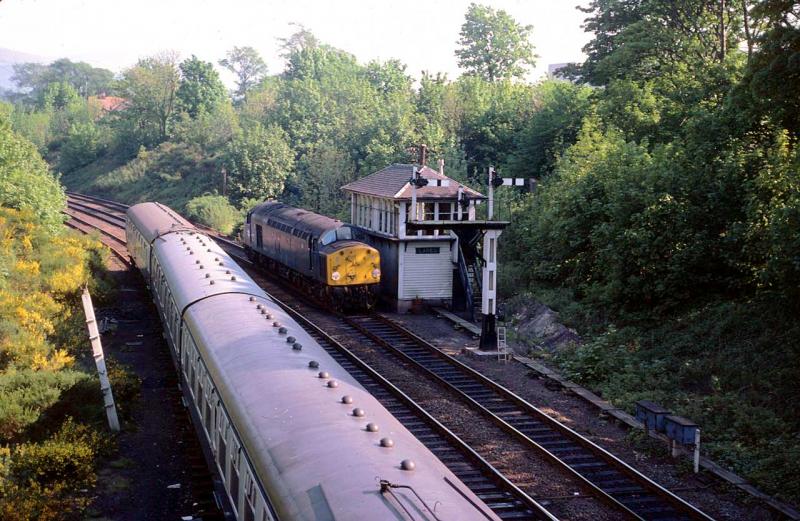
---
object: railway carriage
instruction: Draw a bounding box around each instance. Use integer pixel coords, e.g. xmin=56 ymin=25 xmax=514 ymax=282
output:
xmin=243 ymin=202 xmax=380 ymax=309
xmin=125 ymin=202 xmax=500 ymax=521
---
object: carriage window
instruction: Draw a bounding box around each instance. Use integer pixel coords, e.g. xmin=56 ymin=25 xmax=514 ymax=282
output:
xmin=228 ymin=443 xmax=242 ymax=513
xmin=216 ymin=423 xmax=227 ymax=473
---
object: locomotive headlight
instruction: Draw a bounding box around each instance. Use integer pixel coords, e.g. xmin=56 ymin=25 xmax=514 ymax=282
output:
xmin=331 ymin=271 xmax=341 ymax=281
xmin=371 ymin=268 xmax=381 ymax=279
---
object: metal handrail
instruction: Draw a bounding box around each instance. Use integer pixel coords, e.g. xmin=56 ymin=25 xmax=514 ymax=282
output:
xmin=457 ymin=245 xmax=475 ymax=322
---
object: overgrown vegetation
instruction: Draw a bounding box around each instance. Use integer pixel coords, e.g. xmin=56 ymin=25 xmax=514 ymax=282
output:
xmin=0 ymin=114 xmax=132 ymax=518
xmin=2 ymin=0 xmax=799 ymax=505
xmin=499 ymin=0 xmax=800 ymax=503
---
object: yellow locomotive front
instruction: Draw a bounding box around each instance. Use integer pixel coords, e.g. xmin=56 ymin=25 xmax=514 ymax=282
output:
xmin=319 ymin=241 xmax=380 ymax=308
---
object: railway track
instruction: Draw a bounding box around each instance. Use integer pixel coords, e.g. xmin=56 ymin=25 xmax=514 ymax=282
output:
xmin=64 ymin=212 xmax=130 ymax=266
xmin=64 ymin=192 xmax=716 ymax=521
xmin=247 ymin=268 xmax=714 ymax=521
xmin=343 ymin=314 xmax=714 ymax=521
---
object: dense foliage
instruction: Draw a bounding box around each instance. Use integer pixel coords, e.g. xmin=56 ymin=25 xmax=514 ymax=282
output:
xmin=0 ymin=109 xmax=66 ymax=230
xmin=185 ymin=194 xmax=241 ymax=234
xmin=0 ymin=114 xmax=136 ymax=518
xmin=498 ymin=0 xmax=800 ymax=502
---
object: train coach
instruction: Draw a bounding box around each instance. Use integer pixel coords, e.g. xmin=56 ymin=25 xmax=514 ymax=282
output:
xmin=242 ymin=201 xmax=380 ymax=309
xmin=125 ymin=202 xmax=500 ymax=521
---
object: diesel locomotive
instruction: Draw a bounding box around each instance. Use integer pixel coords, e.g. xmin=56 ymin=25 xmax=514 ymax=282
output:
xmin=125 ymin=201 xmax=500 ymax=521
xmin=242 ymin=201 xmax=380 ymax=309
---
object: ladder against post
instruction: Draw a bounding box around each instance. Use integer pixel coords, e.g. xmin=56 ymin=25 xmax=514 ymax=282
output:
xmin=497 ymin=326 xmax=510 ymax=362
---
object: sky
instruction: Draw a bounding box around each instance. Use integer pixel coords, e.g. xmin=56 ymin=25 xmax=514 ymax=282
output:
xmin=0 ymin=0 xmax=591 ymax=84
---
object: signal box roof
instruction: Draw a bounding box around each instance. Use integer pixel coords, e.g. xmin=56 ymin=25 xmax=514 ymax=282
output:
xmin=341 ymin=164 xmax=485 ymax=201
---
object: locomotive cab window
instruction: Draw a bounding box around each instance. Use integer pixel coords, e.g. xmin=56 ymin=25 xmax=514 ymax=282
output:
xmin=335 ymin=227 xmax=353 ymax=241
xmin=320 ymin=230 xmax=336 ymax=246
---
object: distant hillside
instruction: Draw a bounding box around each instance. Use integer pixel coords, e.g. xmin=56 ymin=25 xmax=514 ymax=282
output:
xmin=0 ymin=47 xmax=49 ymax=91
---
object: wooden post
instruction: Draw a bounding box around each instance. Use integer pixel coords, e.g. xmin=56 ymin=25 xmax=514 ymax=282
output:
xmin=81 ymin=287 xmax=120 ymax=432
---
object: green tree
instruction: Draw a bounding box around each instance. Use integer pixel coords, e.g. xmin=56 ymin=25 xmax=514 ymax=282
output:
xmin=0 ymin=114 xmax=65 ymax=230
xmin=222 ymin=123 xmax=293 ymax=203
xmin=176 ymin=55 xmax=227 ymax=118
xmin=12 ymin=58 xmax=114 ymax=102
xmin=735 ymin=4 xmax=800 ymax=134
xmin=455 ymin=76 xmax=536 ymax=181
xmin=218 ymin=46 xmax=267 ymax=100
xmin=173 ymin=101 xmax=240 ymax=150
xmin=506 ymin=80 xmax=593 ymax=180
xmin=60 ymin=121 xmax=103 ymax=172
xmin=119 ymin=52 xmax=181 ymax=143
xmin=455 ymin=3 xmax=536 ymax=81
xmin=40 ymin=81 xmax=82 ymax=111
xmin=293 ymin=143 xmax=356 ymax=218
xmin=574 ymin=0 xmax=749 ymax=85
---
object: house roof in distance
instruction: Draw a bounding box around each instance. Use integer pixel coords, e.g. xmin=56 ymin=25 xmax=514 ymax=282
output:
xmin=89 ymin=94 xmax=129 ymax=112
xmin=341 ymin=164 xmax=485 ymax=201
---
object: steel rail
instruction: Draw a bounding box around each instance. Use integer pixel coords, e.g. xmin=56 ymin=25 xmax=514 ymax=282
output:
xmin=65 ymin=190 xmax=130 ymax=212
xmin=344 ymin=314 xmax=715 ymax=521
xmin=67 ymin=199 xmax=127 ymax=224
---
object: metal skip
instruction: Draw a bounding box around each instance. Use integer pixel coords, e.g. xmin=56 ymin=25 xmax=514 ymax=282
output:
xmin=81 ymin=286 xmax=121 ymax=432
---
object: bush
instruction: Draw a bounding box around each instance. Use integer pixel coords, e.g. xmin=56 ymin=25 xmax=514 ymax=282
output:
xmin=0 ymin=369 xmax=88 ymax=442
xmin=185 ymin=194 xmax=240 ymax=234
xmin=59 ymin=121 xmax=103 ymax=172
xmin=551 ymin=297 xmax=800 ymax=502
xmin=0 ymin=418 xmax=104 ymax=520
xmin=0 ymin=115 xmax=65 ymax=231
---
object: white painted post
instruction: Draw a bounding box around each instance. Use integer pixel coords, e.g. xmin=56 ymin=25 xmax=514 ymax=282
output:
xmin=398 ymin=202 xmax=407 ymax=239
xmin=456 ymin=186 xmax=464 ymax=221
xmin=694 ymin=429 xmax=701 ymax=474
xmin=81 ymin=287 xmax=120 ymax=432
xmin=411 ymin=168 xmax=418 ymax=222
xmin=488 ymin=166 xmax=495 ymax=220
